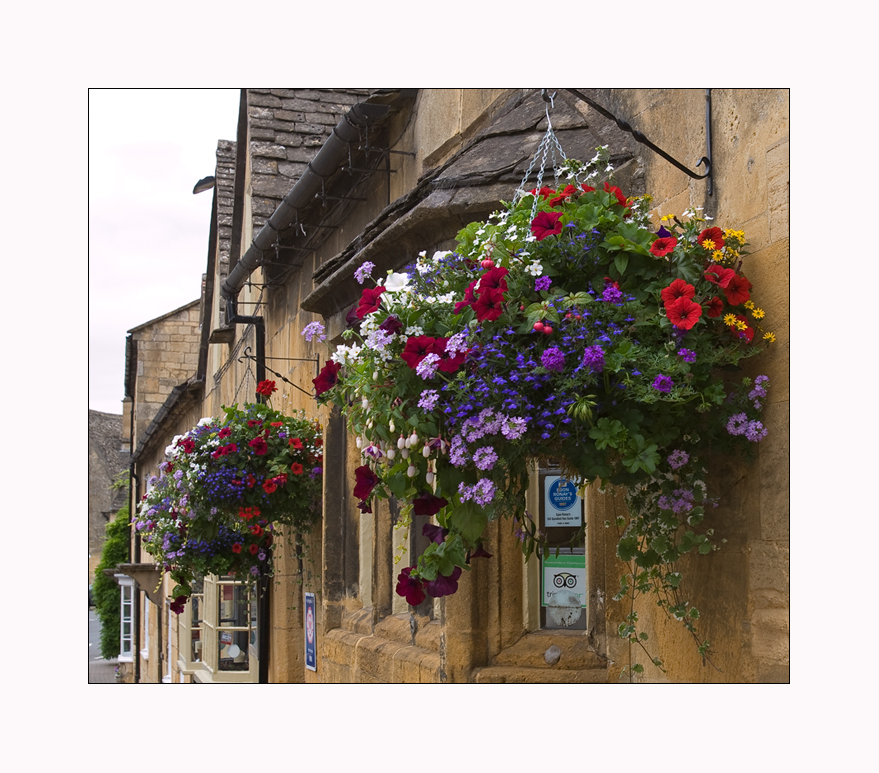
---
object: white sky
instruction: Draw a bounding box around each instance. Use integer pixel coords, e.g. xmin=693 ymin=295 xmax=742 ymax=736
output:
xmin=88 ymin=88 xmax=241 ymax=414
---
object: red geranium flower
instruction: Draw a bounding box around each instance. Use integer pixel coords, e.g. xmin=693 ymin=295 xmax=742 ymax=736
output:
xmin=395 ymin=566 xmax=426 ymax=606
xmin=248 ymin=436 xmax=268 ymax=456
xmin=704 ymin=265 xmax=736 ymax=288
xmin=401 ymin=335 xmax=442 ymax=369
xmin=666 ymin=296 xmax=703 ymax=330
xmin=549 ymin=184 xmax=578 ymax=206
xmin=355 ymin=286 xmax=386 ymax=319
xmin=530 ymin=211 xmax=564 ymax=241
xmin=232 ymin=543 xmax=242 ymax=554
xmin=603 ymin=181 xmax=628 ymax=208
xmin=353 ymin=465 xmax=380 ymax=502
xmin=723 ymin=273 xmax=752 ymax=306
xmin=705 ymin=296 xmax=724 ymax=318
xmin=256 ymin=379 xmax=277 ymax=397
xmin=472 ymin=288 xmax=505 ymax=322
xmin=698 ymin=226 xmax=725 ymax=250
xmin=650 ymin=236 xmax=678 ymax=257
xmin=660 ymin=278 xmax=696 ymax=306
xmin=313 ymin=360 xmax=342 ymax=397
xmin=238 ymin=507 xmax=260 ymax=521
xmin=529 ymin=186 xmax=556 ymax=198
xmin=581 ymin=183 xmax=596 ymax=193
xmin=290 ymin=463 xmax=304 ymax=476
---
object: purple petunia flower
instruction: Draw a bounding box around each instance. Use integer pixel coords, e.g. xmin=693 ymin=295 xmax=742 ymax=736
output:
xmin=653 ymin=374 xmax=674 ymax=393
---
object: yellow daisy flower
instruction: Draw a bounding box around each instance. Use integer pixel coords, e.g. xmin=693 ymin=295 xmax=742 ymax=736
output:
xmin=763 ymin=332 xmax=776 ymax=343
xmin=751 ymin=308 xmax=765 ymax=319
xmin=744 ymin=300 xmax=755 ymax=310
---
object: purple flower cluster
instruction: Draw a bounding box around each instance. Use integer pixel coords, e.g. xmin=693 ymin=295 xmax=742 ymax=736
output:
xmin=653 ymin=374 xmax=674 ymax=393
xmin=418 ymin=389 xmax=440 ymax=411
xmin=667 ymin=449 xmax=689 ymax=469
xmin=540 ymin=347 xmax=565 ymax=372
xmin=726 ymin=412 xmax=767 ymax=442
xmin=535 ymin=275 xmax=552 ymax=292
xmin=458 ymin=478 xmax=496 ymax=506
xmin=677 ymin=348 xmax=696 ymax=363
xmin=581 ymin=345 xmax=605 ymax=372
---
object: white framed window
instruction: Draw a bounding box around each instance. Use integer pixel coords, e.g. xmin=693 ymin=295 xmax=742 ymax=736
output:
xmin=191 ymin=575 xmax=258 ymax=683
xmin=117 ymin=575 xmax=135 ymax=662
xmin=176 ymin=577 xmax=204 ymax=677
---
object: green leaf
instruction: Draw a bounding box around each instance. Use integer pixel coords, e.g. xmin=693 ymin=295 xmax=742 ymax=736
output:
xmin=614 ymin=252 xmax=629 ymax=276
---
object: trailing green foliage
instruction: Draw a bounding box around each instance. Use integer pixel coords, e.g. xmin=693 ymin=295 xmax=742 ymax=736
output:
xmin=93 ymin=503 xmax=130 ymax=660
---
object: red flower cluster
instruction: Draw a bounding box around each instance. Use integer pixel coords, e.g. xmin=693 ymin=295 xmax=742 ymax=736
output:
xmin=177 ymin=437 xmax=196 ymax=454
xmin=530 ymin=211 xmax=563 ymax=241
xmin=661 ymin=279 xmax=702 ymax=330
xmin=705 ymin=266 xmax=751 ymax=307
xmin=248 ymin=436 xmax=268 ymax=456
xmin=256 ymin=380 xmax=277 ymax=397
xmin=401 ymin=335 xmax=467 ymax=372
xmin=454 ymin=266 xmax=510 ymax=323
xmin=238 ymin=506 xmax=261 ymax=520
xmin=211 ymin=442 xmax=238 ymax=459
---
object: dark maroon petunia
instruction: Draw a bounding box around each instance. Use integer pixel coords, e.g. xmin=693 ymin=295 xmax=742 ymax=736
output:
xmin=705 ymin=296 xmax=724 ymax=318
xmin=421 ymin=522 xmax=449 ymax=543
xmin=466 ymin=543 xmax=493 ymax=563
xmin=396 ymin=566 xmax=426 ymax=606
xmin=353 ymin=464 xmax=380 ymax=502
xmin=378 ymin=314 xmax=404 ymax=335
xmin=530 ymin=211 xmax=564 ymax=241
xmin=170 ymin=595 xmax=188 ymax=615
xmin=414 ymin=493 xmax=449 ymax=518
xmin=425 ymin=566 xmax=463 ymax=598
xmin=313 ymin=360 xmax=342 ymax=397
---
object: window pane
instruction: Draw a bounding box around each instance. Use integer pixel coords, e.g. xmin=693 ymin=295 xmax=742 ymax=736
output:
xmin=218 ymin=585 xmax=249 ymax=626
xmin=217 ymin=629 xmax=250 ymax=671
xmin=191 ymin=595 xmax=202 ymax=627
xmin=191 ymin=629 xmax=202 ymax=662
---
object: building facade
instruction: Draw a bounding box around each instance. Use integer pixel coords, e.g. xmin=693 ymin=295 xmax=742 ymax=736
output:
xmin=120 ymin=88 xmax=789 ymax=683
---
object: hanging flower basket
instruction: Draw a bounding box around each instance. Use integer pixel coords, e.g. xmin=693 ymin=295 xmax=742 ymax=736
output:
xmin=138 ymin=382 xmax=323 ymax=610
xmin=310 ymin=149 xmax=775 ymax=667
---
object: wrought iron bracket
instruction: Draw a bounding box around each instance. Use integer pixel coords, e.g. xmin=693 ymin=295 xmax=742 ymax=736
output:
xmin=562 ymin=88 xmax=713 ymax=195
xmin=237 ymin=347 xmax=320 ymax=397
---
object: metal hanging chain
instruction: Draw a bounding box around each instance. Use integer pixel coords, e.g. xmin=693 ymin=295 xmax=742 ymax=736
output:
xmin=517 ymin=90 xmax=583 ymax=220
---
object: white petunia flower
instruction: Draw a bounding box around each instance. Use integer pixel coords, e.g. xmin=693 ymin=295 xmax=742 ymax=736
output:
xmin=384 ymin=272 xmax=411 ymax=293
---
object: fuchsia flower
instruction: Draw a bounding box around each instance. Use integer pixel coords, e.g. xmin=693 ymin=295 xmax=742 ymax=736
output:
xmin=530 ymin=211 xmax=563 ymax=241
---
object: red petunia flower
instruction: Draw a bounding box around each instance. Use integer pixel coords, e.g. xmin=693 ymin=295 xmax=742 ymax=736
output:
xmin=290 ymin=463 xmax=304 ymax=476
xmin=704 ymin=265 xmax=736 ymax=288
xmin=218 ymin=427 xmax=231 ymax=438
xmin=249 ymin=543 xmax=259 ymax=555
xmin=650 ymin=236 xmax=678 ymax=257
xmin=353 ymin=465 xmax=380 ymax=502
xmin=262 ymin=479 xmax=278 ymax=494
xmin=723 ymin=273 xmax=752 ymax=306
xmin=250 ymin=524 xmax=264 ymax=536
xmin=401 ymin=335 xmax=442 ymax=370
xmin=666 ymin=296 xmax=703 ymax=330
xmin=355 ymin=286 xmax=386 ymax=319
xmin=232 ymin=543 xmax=242 ymax=554
xmin=313 ymin=360 xmax=342 ymax=397
xmin=698 ymin=227 xmax=725 ymax=250
xmin=395 ymin=566 xmax=426 ymax=606
xmin=705 ymin=296 xmax=724 ymax=318
xmin=529 ymin=186 xmax=556 ymax=198
xmin=289 ymin=437 xmax=303 ymax=449
xmin=530 ymin=211 xmax=564 ymax=241
xmin=477 ymin=266 xmax=509 ymax=295
xmin=660 ymin=278 xmax=696 ymax=306
xmin=178 ymin=437 xmax=196 ymax=453
xmin=453 ymin=279 xmax=479 ymax=315
xmin=256 ymin=379 xmax=277 ymax=397
xmin=248 ymin=436 xmax=268 ymax=456
xmin=472 ymin=287 xmax=505 ymax=322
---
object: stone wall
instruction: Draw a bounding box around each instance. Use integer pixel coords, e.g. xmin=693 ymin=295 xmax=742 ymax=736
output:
xmin=128 ymin=300 xmax=201 ymax=445
xmin=88 ymin=409 xmax=127 ymax=582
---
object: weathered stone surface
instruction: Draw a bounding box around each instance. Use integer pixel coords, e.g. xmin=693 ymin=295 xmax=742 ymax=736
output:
xmin=250 ymin=141 xmax=288 ymax=159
